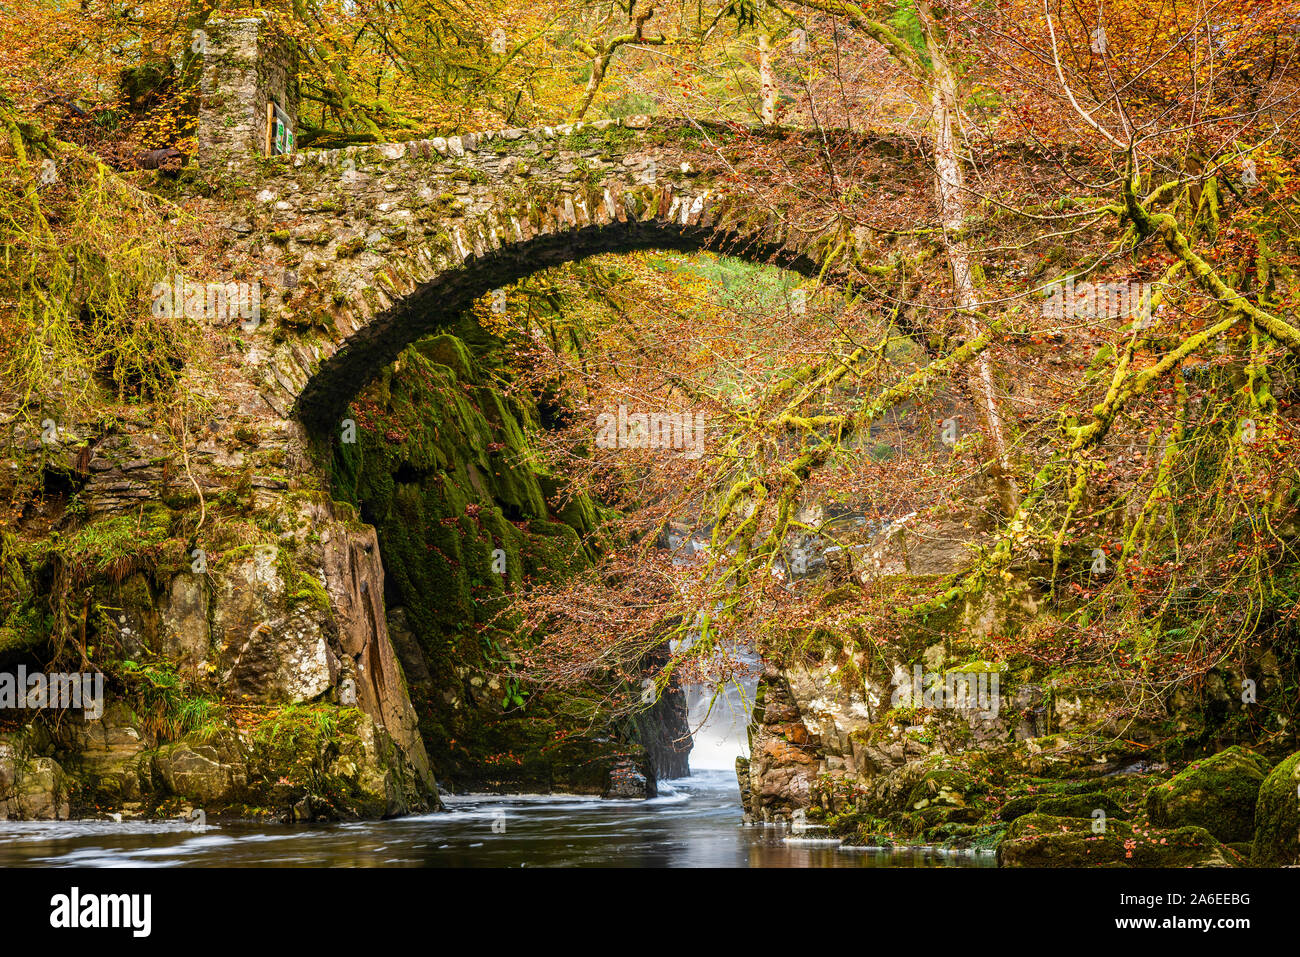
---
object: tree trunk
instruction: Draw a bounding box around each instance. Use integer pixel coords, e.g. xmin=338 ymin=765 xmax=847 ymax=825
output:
xmin=576 ymin=54 xmax=611 ymax=121
xmin=758 ymin=33 xmax=776 ymax=125
xmin=917 ymin=1 xmax=1019 ymax=513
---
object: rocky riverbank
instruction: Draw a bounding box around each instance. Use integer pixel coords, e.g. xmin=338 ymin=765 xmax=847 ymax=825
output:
xmin=0 ymin=325 xmax=687 ymax=821
xmin=734 ymin=504 xmax=1300 ymax=866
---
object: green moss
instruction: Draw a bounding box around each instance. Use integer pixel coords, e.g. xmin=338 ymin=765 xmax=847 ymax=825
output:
xmin=0 ymin=615 xmax=44 ymax=658
xmin=1146 ymin=746 xmax=1272 ymax=843
xmin=999 ymin=813 xmax=1243 ymax=867
xmin=1251 ymin=751 xmax=1300 ymax=865
xmin=31 ymin=507 xmax=181 ymax=579
xmin=288 ymin=570 xmax=331 ymax=613
xmin=244 ymin=703 xmax=396 ymax=817
xmin=1036 ymin=793 xmax=1127 ymax=820
xmin=945 ymin=659 xmax=1007 ymax=675
xmin=567 ymin=123 xmax=637 ymax=153
xmin=413 ymin=333 xmax=475 ymax=380
xmin=326 ymin=331 xmax=619 ymax=790
xmin=908 ymin=768 xmax=977 ymax=807
xmin=336 ymin=237 xmax=365 ymax=258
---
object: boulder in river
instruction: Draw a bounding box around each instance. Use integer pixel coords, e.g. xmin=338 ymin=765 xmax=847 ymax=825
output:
xmin=997 ymin=813 xmax=1243 ymax=868
xmin=1144 ymin=746 xmax=1272 ymax=843
xmin=604 ymin=758 xmax=653 ymax=799
xmin=0 ymin=738 xmax=71 ymax=820
xmin=1251 ymin=751 xmax=1300 ymax=866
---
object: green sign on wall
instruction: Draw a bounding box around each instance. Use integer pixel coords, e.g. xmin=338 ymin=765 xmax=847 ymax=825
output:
xmin=270 ymin=101 xmax=294 ymax=155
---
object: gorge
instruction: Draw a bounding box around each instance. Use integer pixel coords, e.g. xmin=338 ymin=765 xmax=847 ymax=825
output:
xmin=3 ymin=8 xmax=1300 ymax=873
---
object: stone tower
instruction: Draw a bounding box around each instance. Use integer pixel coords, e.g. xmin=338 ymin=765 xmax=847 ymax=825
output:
xmin=196 ymin=16 xmax=300 ymax=170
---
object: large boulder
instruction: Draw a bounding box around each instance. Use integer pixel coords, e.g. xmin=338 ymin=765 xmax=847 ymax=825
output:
xmin=246 ymin=708 xmax=417 ymax=819
xmin=151 ymin=735 xmax=250 ymax=806
xmin=604 ymin=757 xmax=653 ymax=799
xmin=211 ymin=544 xmax=333 ymax=702
xmin=998 ymin=813 xmax=1242 ymax=867
xmin=742 ymin=670 xmax=819 ymax=822
xmin=62 ymin=703 xmax=152 ymax=806
xmin=1252 ymin=751 xmax=1300 ymax=866
xmin=1145 ymin=746 xmax=1272 ymax=843
xmin=0 ymin=738 xmax=71 ymax=820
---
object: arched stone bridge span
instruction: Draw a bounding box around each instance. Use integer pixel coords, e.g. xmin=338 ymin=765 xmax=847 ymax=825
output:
xmin=228 ymin=115 xmax=918 ymax=431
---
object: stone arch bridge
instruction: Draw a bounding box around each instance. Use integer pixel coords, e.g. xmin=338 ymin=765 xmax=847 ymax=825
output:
xmin=242 ymin=120 xmax=919 ymax=433
xmin=189 ymin=19 xmax=924 ymax=433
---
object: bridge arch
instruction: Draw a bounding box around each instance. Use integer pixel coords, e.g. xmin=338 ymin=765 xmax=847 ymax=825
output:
xmin=228 ymin=122 xmax=918 ymax=429
xmin=293 ymin=215 xmax=836 ymax=431
xmin=193 ymin=17 xmax=926 ymax=434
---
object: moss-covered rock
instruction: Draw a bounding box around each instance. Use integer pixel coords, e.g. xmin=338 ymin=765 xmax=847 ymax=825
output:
xmin=1251 ymin=750 xmax=1300 ymax=866
xmin=907 ymin=768 xmax=978 ymax=810
xmin=998 ymin=813 xmax=1242 ymax=868
xmin=245 ymin=705 xmax=410 ymax=819
xmin=909 ymin=764 xmax=977 ymax=806
xmin=150 ymin=735 xmax=250 ymax=808
xmin=61 ymin=702 xmax=153 ymax=808
xmin=0 ymin=732 xmax=72 ymax=820
xmin=905 ymin=768 xmax=986 ymax=828
xmin=1033 ymin=793 xmax=1127 ymax=821
xmin=1145 ymin=746 xmax=1271 ymax=843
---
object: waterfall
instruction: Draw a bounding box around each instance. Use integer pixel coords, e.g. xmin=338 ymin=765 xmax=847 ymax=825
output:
xmin=684 ymin=662 xmax=758 ymax=771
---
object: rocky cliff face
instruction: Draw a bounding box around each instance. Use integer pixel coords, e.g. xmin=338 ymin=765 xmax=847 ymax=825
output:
xmin=0 ymin=319 xmax=687 ymax=819
xmin=635 ymin=674 xmax=693 ymax=781
xmin=734 ymin=507 xmax=1300 ymax=866
xmin=0 ymin=475 xmax=435 ymax=820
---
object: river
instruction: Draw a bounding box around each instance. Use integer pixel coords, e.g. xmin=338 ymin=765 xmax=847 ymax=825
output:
xmin=0 ymin=770 xmax=993 ymax=867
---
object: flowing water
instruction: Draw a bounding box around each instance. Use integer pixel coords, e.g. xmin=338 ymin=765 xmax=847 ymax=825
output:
xmin=0 ymin=770 xmax=993 ymax=867
xmin=0 ymin=668 xmax=994 ymax=867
